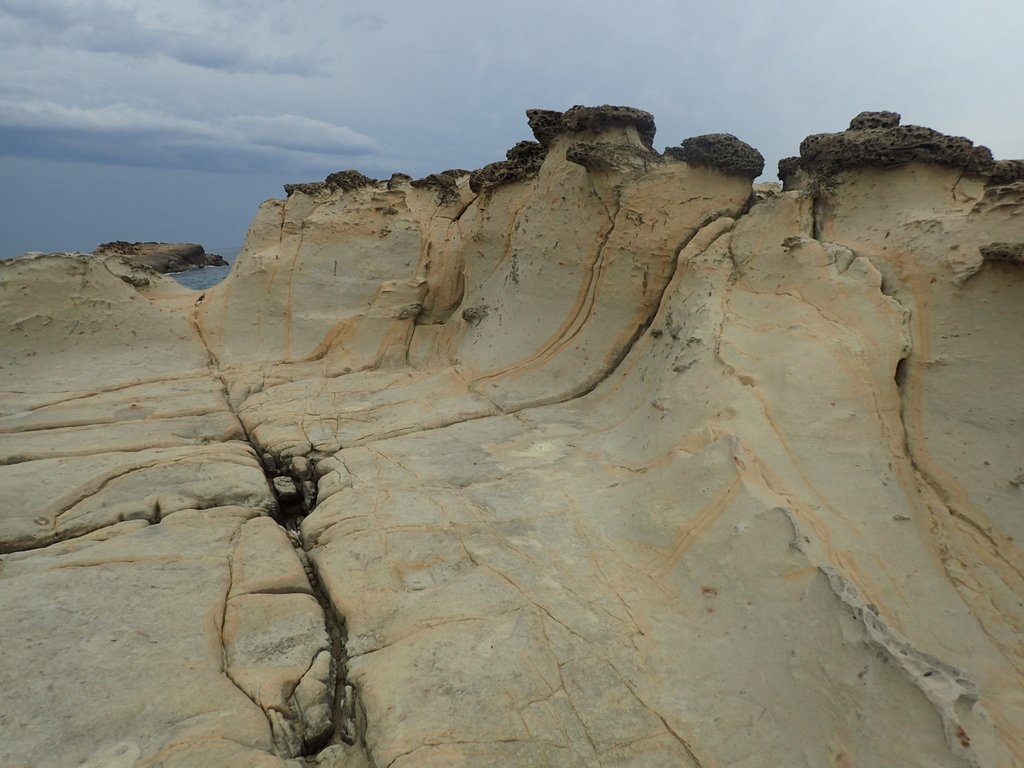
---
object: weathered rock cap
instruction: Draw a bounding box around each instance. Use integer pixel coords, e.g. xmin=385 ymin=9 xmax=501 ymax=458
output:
xmin=283 ymin=181 xmax=328 ymax=197
xmin=779 ymin=111 xmax=1009 ymax=185
xmin=285 ymin=169 xmax=378 ymax=197
xmin=325 ymin=170 xmax=377 ymax=192
xmin=528 ymin=105 xmax=657 ymax=148
xmin=990 ymin=159 xmax=1024 ymax=185
xmin=848 ymin=110 xmax=901 ymax=130
xmin=469 ymin=141 xmax=546 ymax=194
xmin=526 ymin=109 xmax=566 ymax=147
xmin=665 ymin=133 xmax=765 ymax=179
xmin=410 ymin=169 xmax=470 ymax=204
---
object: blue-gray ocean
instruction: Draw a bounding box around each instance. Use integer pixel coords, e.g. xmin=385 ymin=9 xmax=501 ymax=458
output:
xmin=169 ymin=247 xmax=239 ymax=290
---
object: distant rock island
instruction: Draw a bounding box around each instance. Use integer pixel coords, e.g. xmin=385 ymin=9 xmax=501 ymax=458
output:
xmin=1 ymin=106 xmax=1022 ymax=768
xmin=93 ymin=240 xmax=228 ymax=273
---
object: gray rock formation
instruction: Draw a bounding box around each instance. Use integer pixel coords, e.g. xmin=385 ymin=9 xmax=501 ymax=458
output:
xmin=92 ymin=241 xmax=228 ymax=273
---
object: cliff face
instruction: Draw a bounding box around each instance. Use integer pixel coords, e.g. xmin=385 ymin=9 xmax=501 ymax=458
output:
xmin=1 ymin=108 xmax=1022 ymax=768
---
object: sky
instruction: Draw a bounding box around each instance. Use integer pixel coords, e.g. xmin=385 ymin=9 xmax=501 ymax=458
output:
xmin=1 ymin=0 xmax=1022 ymax=257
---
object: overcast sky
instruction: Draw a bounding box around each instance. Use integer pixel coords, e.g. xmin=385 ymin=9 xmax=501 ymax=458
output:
xmin=1 ymin=0 xmax=1022 ymax=257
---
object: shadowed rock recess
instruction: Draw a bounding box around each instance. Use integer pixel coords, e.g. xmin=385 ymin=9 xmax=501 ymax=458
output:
xmin=1 ymin=105 xmax=1022 ymax=767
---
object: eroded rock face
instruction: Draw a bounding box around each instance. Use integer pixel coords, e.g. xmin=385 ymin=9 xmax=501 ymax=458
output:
xmin=2 ymin=108 xmax=1023 ymax=767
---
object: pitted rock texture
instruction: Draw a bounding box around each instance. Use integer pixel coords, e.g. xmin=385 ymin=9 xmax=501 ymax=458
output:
xmin=848 ymin=110 xmax=902 ymax=129
xmin=779 ymin=112 xmax=999 ymax=185
xmin=469 ymin=140 xmax=546 ymax=193
xmin=980 ymin=242 xmax=1024 ymax=263
xmin=526 ymin=107 xmax=566 ymax=146
xmin=528 ymin=105 xmax=656 ymax=148
xmin=284 ymin=181 xmax=329 ymax=197
xmin=325 ymin=169 xmax=377 ymax=192
xmin=665 ymin=133 xmax=765 ymax=179
xmin=563 ymin=104 xmax=657 ymax=147
xmin=410 ymin=169 xmax=469 ymax=205
xmin=2 ymin=107 xmax=1024 ymax=768
xmin=991 ymin=159 xmax=1024 ymax=184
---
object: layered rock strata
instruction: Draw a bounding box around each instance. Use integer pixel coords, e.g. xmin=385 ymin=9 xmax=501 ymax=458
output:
xmin=1 ymin=106 xmax=1022 ymax=767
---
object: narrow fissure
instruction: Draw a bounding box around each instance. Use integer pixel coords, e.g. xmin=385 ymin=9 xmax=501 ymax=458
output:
xmin=263 ymin=460 xmax=366 ymax=761
xmin=193 ymin=306 xmax=367 ymax=762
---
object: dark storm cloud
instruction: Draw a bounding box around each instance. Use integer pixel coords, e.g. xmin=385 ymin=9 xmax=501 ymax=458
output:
xmin=0 ymin=0 xmax=314 ymax=74
xmin=1 ymin=0 xmax=1022 ymax=257
xmin=0 ymin=99 xmax=382 ymax=174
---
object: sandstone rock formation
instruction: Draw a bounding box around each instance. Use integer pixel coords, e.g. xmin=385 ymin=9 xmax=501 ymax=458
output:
xmin=1 ymin=106 xmax=1022 ymax=767
xmin=93 ymin=241 xmax=229 ymax=273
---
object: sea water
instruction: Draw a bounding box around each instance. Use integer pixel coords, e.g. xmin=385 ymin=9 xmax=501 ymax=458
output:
xmin=168 ymin=247 xmax=238 ymax=291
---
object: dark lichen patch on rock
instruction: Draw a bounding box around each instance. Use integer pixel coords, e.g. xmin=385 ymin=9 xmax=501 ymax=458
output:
xmin=461 ymin=305 xmax=489 ymax=325
xmin=666 ymin=133 xmax=765 ymax=179
xmin=325 ymin=170 xmax=377 ymax=193
xmin=469 ymin=141 xmax=547 ymax=194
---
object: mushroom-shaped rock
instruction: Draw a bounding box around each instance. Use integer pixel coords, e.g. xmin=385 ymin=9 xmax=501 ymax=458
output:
xmin=665 ymin=133 xmax=765 ymax=179
xmin=562 ymin=105 xmax=657 ymax=148
xmin=779 ymin=112 xmax=998 ymax=186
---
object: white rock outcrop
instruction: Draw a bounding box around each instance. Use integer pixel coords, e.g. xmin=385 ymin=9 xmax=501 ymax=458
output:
xmin=1 ymin=107 xmax=1021 ymax=767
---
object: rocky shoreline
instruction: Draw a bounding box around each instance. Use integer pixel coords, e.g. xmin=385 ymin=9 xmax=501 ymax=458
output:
xmin=92 ymin=240 xmax=228 ymax=273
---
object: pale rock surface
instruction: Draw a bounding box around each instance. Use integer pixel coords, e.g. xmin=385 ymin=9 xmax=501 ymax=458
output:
xmin=1 ymin=107 xmax=1022 ymax=767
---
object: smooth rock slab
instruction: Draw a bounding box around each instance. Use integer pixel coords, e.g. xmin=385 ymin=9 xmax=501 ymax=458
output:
xmin=0 ymin=515 xmax=330 ymax=767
